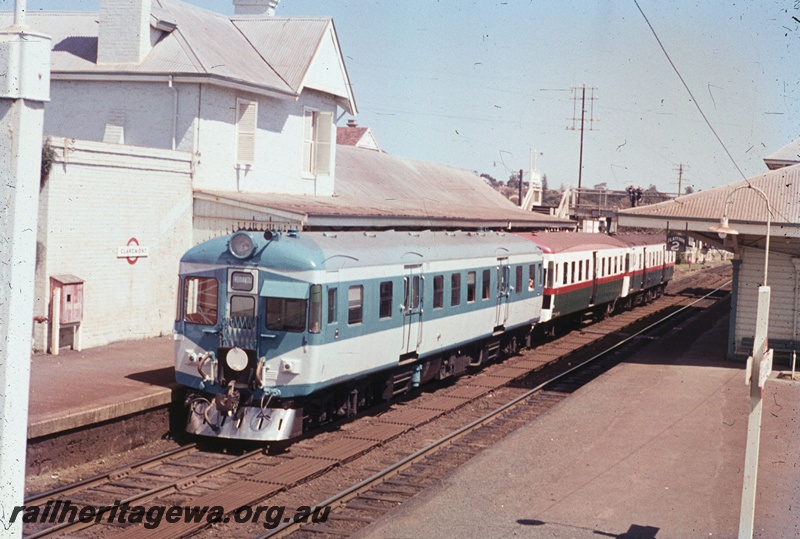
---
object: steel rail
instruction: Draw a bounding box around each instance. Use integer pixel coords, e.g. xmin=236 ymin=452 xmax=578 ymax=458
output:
xmin=258 ymin=280 xmax=731 ymax=539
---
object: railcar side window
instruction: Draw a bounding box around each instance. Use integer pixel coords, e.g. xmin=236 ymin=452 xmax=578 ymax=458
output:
xmin=578 ymin=261 xmax=583 ymax=282
xmin=529 ymin=265 xmax=535 ymax=291
xmin=467 ymin=272 xmax=476 ymax=303
xmin=327 ymin=287 xmax=337 ymax=324
xmin=265 ymin=297 xmax=306 ymax=332
xmin=571 ymin=262 xmax=576 ymax=284
xmin=433 ymin=275 xmax=444 ymax=309
xmin=184 ymin=277 xmax=218 ymax=325
xmin=451 ymin=274 xmax=462 ymax=306
xmin=309 ymin=284 xmax=322 ymax=333
xmin=562 ymin=262 xmax=568 ymax=285
xmin=516 ymin=266 xmax=523 ymax=294
xmin=348 ymin=285 xmax=363 ymax=325
xmin=379 ymin=281 xmax=393 ymax=319
xmin=482 ymin=269 xmax=491 ymax=300
xmin=230 ymin=295 xmax=255 ymax=318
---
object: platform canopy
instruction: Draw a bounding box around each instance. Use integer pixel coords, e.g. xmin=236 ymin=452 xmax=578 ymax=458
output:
xmin=617 ymin=164 xmax=800 ymax=257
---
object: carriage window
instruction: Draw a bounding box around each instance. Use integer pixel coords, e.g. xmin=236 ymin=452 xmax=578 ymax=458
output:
xmin=327 ymin=287 xmax=337 ymax=324
xmin=516 ymin=266 xmax=523 ymax=294
xmin=451 ymin=273 xmax=462 ymax=306
xmin=433 ymin=275 xmax=444 ymax=309
xmin=571 ymin=261 xmax=576 ymax=284
xmin=184 ymin=277 xmax=218 ymax=325
xmin=563 ymin=262 xmax=568 ymax=285
xmin=379 ymin=281 xmax=393 ymax=319
xmin=265 ymin=297 xmax=306 ymax=332
xmin=529 ymin=265 xmax=536 ymax=291
xmin=482 ymin=269 xmax=491 ymax=300
xmin=230 ymin=271 xmax=254 ymax=291
xmin=404 ymin=276 xmax=420 ymax=309
xmin=309 ymin=284 xmax=322 ymax=333
xmin=467 ymin=272 xmax=476 ymax=303
xmin=348 ymin=285 xmax=363 ymax=325
xmin=230 ymin=295 xmax=255 ymax=318
xmin=578 ymin=261 xmax=583 ymax=282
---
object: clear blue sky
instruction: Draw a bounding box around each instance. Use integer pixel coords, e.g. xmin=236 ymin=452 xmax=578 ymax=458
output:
xmin=9 ymin=0 xmax=800 ymax=192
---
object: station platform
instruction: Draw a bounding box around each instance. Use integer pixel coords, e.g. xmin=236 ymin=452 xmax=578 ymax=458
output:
xmin=27 ymin=336 xmax=176 ymax=440
xmin=353 ymin=299 xmax=800 ymax=538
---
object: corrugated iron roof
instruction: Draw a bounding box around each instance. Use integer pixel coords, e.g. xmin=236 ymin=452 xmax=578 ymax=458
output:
xmin=197 ymin=145 xmax=573 ymax=229
xmin=1 ymin=0 xmax=356 ymax=105
xmin=619 ymin=164 xmax=800 ymax=227
xmin=764 ymin=138 xmax=800 ymax=169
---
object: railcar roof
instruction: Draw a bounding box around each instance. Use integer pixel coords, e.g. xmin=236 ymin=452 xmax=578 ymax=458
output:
xmin=517 ymin=232 xmax=628 ymax=254
xmin=181 ymin=230 xmax=542 ymax=272
xmin=614 ymin=233 xmax=669 ymax=247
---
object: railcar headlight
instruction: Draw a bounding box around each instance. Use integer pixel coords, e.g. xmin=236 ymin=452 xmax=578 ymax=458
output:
xmin=229 ymin=231 xmax=255 ymax=259
xmin=226 ymin=347 xmax=249 ymax=372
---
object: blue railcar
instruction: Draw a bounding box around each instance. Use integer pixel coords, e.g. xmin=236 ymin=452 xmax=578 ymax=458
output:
xmin=175 ymin=229 xmax=544 ymax=441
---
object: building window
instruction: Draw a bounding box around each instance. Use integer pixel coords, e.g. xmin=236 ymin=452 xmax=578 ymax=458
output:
xmin=236 ymin=98 xmax=257 ymax=167
xmin=348 ymin=285 xmax=363 ymax=325
xmin=327 ymin=287 xmax=337 ymax=324
xmin=451 ymin=273 xmax=461 ymax=306
xmin=433 ymin=275 xmax=444 ymax=309
xmin=303 ymin=109 xmax=333 ymax=176
xmin=379 ymin=281 xmax=393 ymax=319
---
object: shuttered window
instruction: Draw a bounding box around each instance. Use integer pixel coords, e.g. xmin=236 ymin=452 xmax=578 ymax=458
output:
xmin=236 ymin=98 xmax=257 ymax=167
xmin=302 ymin=108 xmax=333 ymax=176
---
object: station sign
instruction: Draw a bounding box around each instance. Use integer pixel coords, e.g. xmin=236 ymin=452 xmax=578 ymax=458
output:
xmin=667 ymin=234 xmax=687 ymax=252
xmin=117 ymin=237 xmax=149 ymax=264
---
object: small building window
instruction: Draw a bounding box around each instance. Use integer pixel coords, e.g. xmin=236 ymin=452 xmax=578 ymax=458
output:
xmin=327 ymin=287 xmax=337 ymax=324
xmin=433 ymin=275 xmax=444 ymax=309
xmin=451 ymin=273 xmax=461 ymax=306
xmin=467 ymin=271 xmax=477 ymax=303
xmin=303 ymin=108 xmax=333 ymax=176
xmin=379 ymin=281 xmax=393 ymax=319
xmin=235 ymin=98 xmax=257 ymax=167
xmin=348 ymin=285 xmax=363 ymax=325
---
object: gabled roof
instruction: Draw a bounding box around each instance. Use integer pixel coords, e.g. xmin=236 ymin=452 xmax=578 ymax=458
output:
xmin=336 ymin=125 xmax=382 ymax=151
xmin=197 ymin=145 xmax=574 ymax=230
xmin=3 ymin=0 xmax=356 ymax=112
xmin=764 ymin=138 xmax=800 ymax=170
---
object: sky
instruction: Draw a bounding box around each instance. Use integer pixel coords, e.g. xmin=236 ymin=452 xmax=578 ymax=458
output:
xmin=8 ymin=0 xmax=800 ymax=193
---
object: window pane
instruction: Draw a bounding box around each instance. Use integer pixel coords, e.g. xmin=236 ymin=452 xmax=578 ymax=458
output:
xmin=230 ymin=271 xmax=254 ymax=291
xmin=184 ymin=277 xmax=218 ymax=325
xmin=230 ymin=295 xmax=255 ymax=318
xmin=467 ymin=271 xmax=476 ymax=302
xmin=379 ymin=281 xmax=393 ymax=318
xmin=451 ymin=273 xmax=461 ymax=306
xmin=516 ymin=266 xmax=523 ymax=294
xmin=327 ymin=287 xmax=337 ymax=324
xmin=482 ymin=269 xmax=491 ymax=300
xmin=265 ymin=297 xmax=306 ymax=332
xmin=433 ymin=275 xmax=444 ymax=308
xmin=309 ymin=284 xmax=322 ymax=333
xmin=348 ymin=285 xmax=363 ymax=325
xmin=529 ymin=265 xmax=536 ymax=291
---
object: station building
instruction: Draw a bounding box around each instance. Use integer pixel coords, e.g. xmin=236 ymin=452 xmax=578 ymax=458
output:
xmin=618 ymin=151 xmax=800 ymax=361
xmin=12 ymin=0 xmax=572 ymax=353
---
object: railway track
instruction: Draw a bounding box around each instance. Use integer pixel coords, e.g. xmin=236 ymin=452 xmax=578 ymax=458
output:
xmin=22 ymin=265 xmax=731 ymax=539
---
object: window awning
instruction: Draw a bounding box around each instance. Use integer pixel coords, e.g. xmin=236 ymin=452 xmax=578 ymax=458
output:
xmin=260 ymin=280 xmax=309 ymax=299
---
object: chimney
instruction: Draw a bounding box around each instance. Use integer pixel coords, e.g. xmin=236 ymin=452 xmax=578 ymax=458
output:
xmin=233 ymin=0 xmax=280 ymax=16
xmin=347 ymin=119 xmax=358 ymax=128
xmin=97 ymin=0 xmax=152 ymax=64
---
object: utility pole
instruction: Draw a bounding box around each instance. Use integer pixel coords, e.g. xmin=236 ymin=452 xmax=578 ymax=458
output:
xmin=518 ymin=169 xmax=524 ymax=207
xmin=673 ymin=163 xmax=688 ymax=196
xmin=0 ymin=2 xmax=50 ymax=537
xmin=567 ymin=85 xmax=597 ymax=208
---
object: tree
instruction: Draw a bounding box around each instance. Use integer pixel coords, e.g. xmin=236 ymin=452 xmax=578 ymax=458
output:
xmin=684 ymin=186 xmax=694 ymax=195
xmin=480 ymin=173 xmax=500 ymax=188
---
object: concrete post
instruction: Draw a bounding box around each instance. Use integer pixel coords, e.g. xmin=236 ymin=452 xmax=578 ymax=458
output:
xmin=0 ymin=5 xmax=50 ymax=536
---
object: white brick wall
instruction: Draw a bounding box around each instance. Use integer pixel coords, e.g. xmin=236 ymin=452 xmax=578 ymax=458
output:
xmin=97 ymin=0 xmax=151 ymax=64
xmin=34 ymin=137 xmax=193 ymax=351
xmin=45 ymin=80 xmax=337 ymax=196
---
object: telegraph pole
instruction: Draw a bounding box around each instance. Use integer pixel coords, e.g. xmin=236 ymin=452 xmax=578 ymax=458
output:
xmin=0 ymin=3 xmax=50 ymax=537
xmin=567 ymin=85 xmax=597 ymax=207
xmin=673 ymin=163 xmax=688 ymax=196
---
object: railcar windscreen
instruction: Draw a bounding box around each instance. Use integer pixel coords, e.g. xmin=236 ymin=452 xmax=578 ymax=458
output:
xmin=265 ymin=297 xmax=306 ymax=332
xmin=184 ymin=277 xmax=218 ymax=325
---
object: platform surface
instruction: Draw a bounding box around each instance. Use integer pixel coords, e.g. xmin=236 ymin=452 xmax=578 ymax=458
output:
xmin=354 ymin=300 xmax=800 ymax=538
xmin=28 ymin=336 xmax=176 ymax=439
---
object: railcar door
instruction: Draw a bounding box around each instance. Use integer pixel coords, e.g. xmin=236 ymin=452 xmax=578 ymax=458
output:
xmin=402 ymin=265 xmax=423 ymax=356
xmin=495 ymin=258 xmax=510 ymax=330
